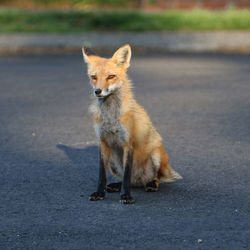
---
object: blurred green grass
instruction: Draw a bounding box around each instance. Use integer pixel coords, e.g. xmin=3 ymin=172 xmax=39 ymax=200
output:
xmin=0 ymin=9 xmax=250 ymax=32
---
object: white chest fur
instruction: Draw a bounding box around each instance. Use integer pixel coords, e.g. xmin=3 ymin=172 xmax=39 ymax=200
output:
xmin=94 ymin=92 xmax=128 ymax=147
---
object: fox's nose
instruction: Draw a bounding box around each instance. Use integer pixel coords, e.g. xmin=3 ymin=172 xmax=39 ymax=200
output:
xmin=95 ymin=89 xmax=102 ymax=95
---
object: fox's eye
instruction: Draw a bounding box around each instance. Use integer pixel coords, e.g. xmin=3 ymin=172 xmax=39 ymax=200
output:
xmin=91 ymin=75 xmax=97 ymax=80
xmin=107 ymin=75 xmax=116 ymax=80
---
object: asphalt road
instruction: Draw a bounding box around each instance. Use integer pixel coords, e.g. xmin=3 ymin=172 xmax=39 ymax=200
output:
xmin=0 ymin=52 xmax=250 ymax=249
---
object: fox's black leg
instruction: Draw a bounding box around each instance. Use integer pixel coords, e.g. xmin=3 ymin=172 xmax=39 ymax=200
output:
xmin=89 ymin=150 xmax=107 ymax=201
xmin=120 ymin=150 xmax=135 ymax=204
xmin=106 ymin=182 xmax=122 ymax=193
xmin=145 ymin=179 xmax=159 ymax=192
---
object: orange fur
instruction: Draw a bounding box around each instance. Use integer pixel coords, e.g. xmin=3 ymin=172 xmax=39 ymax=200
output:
xmin=82 ymin=44 xmax=182 ymax=186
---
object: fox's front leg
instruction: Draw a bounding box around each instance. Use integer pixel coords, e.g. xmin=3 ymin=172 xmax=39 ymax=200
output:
xmin=89 ymin=143 xmax=109 ymax=201
xmin=120 ymin=148 xmax=135 ymax=204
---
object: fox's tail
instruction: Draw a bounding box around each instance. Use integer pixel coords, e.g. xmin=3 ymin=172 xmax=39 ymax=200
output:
xmin=158 ymin=146 xmax=182 ymax=183
xmin=159 ymin=165 xmax=182 ymax=183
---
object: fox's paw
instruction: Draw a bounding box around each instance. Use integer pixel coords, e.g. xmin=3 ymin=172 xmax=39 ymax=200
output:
xmin=120 ymin=194 xmax=135 ymax=204
xmin=145 ymin=180 xmax=159 ymax=192
xmin=89 ymin=192 xmax=105 ymax=201
xmin=106 ymin=182 xmax=122 ymax=193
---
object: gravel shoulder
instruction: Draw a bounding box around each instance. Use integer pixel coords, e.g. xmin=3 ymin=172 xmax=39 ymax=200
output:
xmin=0 ymin=31 xmax=250 ymax=54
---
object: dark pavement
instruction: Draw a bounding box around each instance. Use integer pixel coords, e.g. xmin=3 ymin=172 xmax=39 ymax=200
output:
xmin=0 ymin=53 xmax=250 ymax=249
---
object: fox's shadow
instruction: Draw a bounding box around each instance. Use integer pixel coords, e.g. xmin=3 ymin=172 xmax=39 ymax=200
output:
xmin=56 ymin=143 xmax=117 ymax=183
xmin=57 ymin=143 xmax=99 ymax=167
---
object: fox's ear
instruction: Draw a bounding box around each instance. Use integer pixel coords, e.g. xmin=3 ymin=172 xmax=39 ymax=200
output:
xmin=112 ymin=44 xmax=131 ymax=68
xmin=82 ymin=46 xmax=96 ymax=63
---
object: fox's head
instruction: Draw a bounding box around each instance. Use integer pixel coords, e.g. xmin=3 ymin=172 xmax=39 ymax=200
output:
xmin=82 ymin=44 xmax=131 ymax=99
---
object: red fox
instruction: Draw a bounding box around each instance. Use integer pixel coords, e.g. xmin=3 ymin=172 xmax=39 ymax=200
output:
xmin=82 ymin=44 xmax=182 ymax=204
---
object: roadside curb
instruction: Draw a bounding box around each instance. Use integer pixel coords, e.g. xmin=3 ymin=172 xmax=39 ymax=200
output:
xmin=1 ymin=31 xmax=250 ymax=54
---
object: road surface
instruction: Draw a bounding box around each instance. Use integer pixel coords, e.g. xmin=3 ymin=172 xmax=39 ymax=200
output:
xmin=0 ymin=52 xmax=250 ymax=249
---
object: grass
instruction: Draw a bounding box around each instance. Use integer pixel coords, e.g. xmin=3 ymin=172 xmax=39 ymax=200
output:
xmin=0 ymin=9 xmax=250 ymax=32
